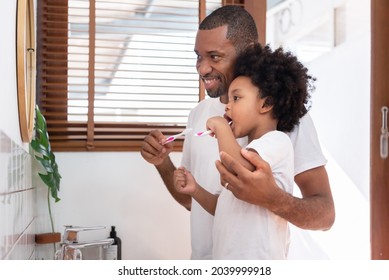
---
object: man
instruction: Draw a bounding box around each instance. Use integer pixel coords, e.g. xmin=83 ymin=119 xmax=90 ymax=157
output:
xmin=140 ymin=5 xmax=335 ymax=259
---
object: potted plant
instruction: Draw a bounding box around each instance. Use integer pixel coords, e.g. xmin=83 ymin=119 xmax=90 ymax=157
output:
xmin=31 ymin=105 xmax=62 ymax=251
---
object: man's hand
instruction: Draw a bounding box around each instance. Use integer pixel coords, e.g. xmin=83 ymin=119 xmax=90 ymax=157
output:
xmin=140 ymin=130 xmax=173 ymax=166
xmin=215 ymin=149 xmax=279 ymax=207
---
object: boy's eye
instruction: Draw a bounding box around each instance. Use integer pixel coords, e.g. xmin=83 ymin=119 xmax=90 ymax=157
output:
xmin=234 ymin=96 xmax=239 ymax=101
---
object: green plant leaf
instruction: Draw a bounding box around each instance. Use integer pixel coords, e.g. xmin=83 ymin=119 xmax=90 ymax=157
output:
xmin=36 ymin=158 xmax=54 ymax=173
xmin=31 ymin=106 xmax=62 ymax=238
xmin=30 ymin=140 xmax=51 ymax=158
xmin=31 ymin=105 xmax=61 ymax=203
xmin=39 ymin=173 xmax=60 ymax=202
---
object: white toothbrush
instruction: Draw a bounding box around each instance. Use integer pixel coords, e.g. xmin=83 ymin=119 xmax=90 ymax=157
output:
xmin=161 ymin=128 xmax=193 ymax=145
xmin=195 ymin=121 xmax=232 ymax=137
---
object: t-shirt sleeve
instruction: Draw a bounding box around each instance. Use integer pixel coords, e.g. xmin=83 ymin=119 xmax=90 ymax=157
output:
xmin=288 ymin=113 xmax=327 ymax=175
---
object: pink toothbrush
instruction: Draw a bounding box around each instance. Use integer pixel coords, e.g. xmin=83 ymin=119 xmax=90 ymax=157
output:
xmin=195 ymin=121 xmax=232 ymax=137
xmin=195 ymin=130 xmax=213 ymax=137
xmin=161 ymin=128 xmax=192 ymax=145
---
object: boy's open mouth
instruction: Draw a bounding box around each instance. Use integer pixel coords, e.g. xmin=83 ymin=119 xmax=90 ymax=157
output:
xmin=224 ymin=114 xmax=233 ymax=125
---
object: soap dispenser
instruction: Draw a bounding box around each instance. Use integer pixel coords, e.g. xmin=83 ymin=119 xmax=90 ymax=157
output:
xmin=103 ymin=226 xmax=122 ymax=260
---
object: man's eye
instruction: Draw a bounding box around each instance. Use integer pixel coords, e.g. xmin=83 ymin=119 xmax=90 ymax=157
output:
xmin=211 ymin=55 xmax=221 ymax=60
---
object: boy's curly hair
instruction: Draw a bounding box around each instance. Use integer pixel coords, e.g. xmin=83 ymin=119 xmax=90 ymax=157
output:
xmin=233 ymin=44 xmax=315 ymax=132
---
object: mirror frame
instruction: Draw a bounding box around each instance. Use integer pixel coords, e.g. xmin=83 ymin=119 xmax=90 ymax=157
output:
xmin=16 ymin=0 xmax=36 ymax=143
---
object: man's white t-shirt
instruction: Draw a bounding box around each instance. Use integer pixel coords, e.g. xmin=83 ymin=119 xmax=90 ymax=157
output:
xmin=181 ymin=98 xmax=326 ymax=259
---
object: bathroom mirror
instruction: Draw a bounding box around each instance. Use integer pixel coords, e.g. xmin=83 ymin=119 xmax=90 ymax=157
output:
xmin=16 ymin=0 xmax=36 ymax=142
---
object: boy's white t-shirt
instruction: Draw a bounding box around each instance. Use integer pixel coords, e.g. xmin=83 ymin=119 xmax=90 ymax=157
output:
xmin=181 ymin=98 xmax=326 ymax=259
xmin=213 ymin=131 xmax=294 ymax=259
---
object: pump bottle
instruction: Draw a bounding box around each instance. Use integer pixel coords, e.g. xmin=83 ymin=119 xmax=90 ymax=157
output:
xmin=103 ymin=226 xmax=122 ymax=260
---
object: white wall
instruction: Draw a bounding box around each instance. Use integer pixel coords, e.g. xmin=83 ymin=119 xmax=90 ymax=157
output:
xmin=52 ymin=152 xmax=191 ymax=259
xmin=287 ymin=1 xmax=371 ymax=258
xmin=309 ymin=21 xmax=370 ymax=199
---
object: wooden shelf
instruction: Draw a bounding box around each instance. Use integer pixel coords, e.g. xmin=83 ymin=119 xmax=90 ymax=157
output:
xmin=35 ymin=232 xmax=61 ymax=244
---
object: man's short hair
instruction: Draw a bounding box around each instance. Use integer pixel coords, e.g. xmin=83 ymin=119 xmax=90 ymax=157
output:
xmin=199 ymin=5 xmax=259 ymax=54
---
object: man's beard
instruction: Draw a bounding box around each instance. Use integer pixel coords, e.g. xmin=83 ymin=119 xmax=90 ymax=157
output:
xmin=206 ymin=81 xmax=228 ymax=99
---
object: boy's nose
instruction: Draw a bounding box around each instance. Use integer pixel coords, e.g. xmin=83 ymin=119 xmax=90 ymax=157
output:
xmin=225 ymin=103 xmax=230 ymax=112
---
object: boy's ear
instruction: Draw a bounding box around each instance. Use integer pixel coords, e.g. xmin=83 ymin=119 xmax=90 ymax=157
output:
xmin=258 ymin=97 xmax=273 ymax=113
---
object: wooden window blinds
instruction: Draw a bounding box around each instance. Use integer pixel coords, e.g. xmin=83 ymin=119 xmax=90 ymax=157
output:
xmin=36 ymin=0 xmax=251 ymax=151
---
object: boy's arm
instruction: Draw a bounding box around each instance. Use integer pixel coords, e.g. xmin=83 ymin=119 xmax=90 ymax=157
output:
xmin=207 ymin=117 xmax=255 ymax=171
xmin=174 ymin=167 xmax=218 ymax=215
xmin=191 ymin=184 xmax=219 ymax=216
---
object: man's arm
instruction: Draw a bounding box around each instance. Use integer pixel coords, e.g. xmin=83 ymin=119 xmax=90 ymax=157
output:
xmin=140 ymin=130 xmax=192 ymax=210
xmin=215 ymin=149 xmax=335 ymax=230
xmin=292 ymin=166 xmax=334 ymax=230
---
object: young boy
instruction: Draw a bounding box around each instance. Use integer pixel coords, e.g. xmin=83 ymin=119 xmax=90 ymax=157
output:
xmin=174 ymin=43 xmax=315 ymax=259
